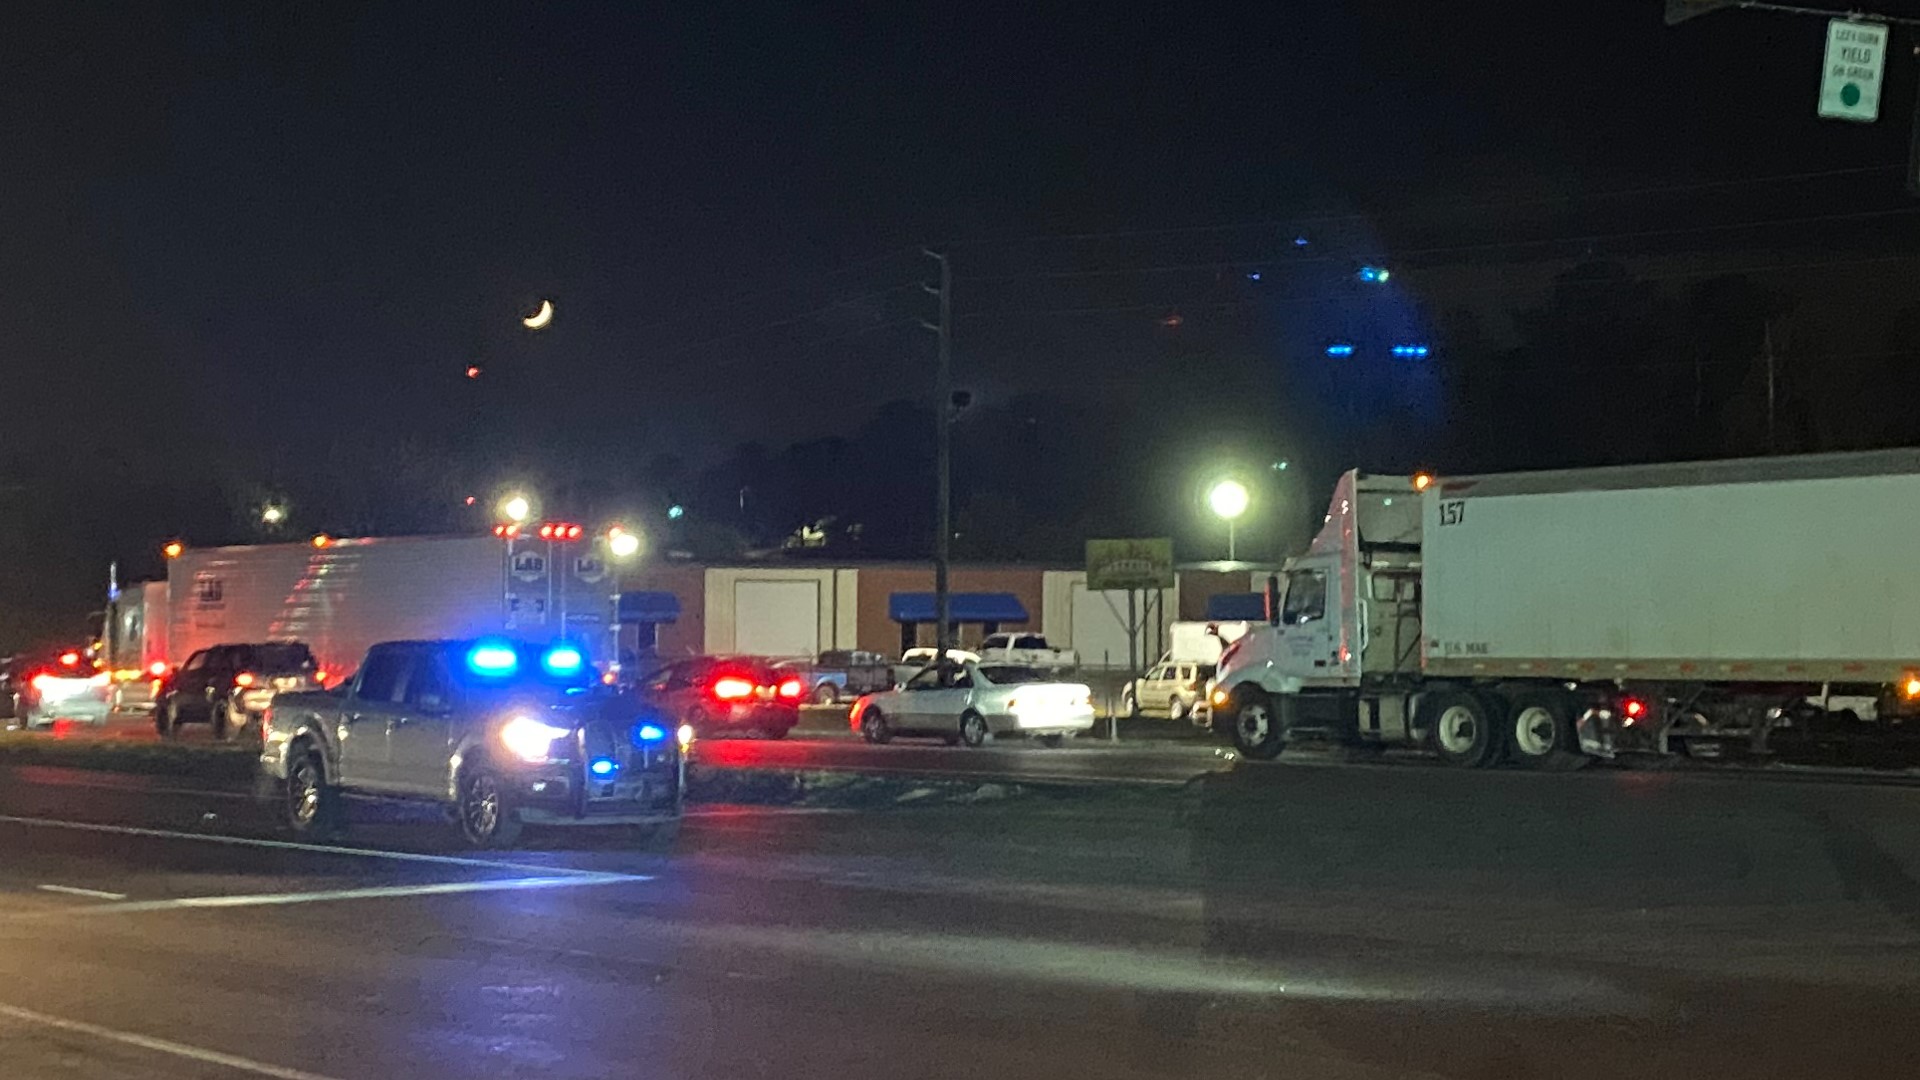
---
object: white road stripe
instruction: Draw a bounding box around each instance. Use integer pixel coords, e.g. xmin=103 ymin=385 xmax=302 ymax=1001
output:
xmin=0 ymin=1001 xmax=344 ymax=1080
xmin=77 ymin=874 xmax=642 ymax=915
xmin=35 ymin=884 xmax=127 ymax=900
xmin=0 ymin=813 xmax=614 ymax=878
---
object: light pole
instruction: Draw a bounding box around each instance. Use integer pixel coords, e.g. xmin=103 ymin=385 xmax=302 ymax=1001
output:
xmin=495 ymin=494 xmax=533 ymax=631
xmin=606 ymin=526 xmax=643 ymax=673
xmin=1209 ymin=479 xmax=1250 ymax=561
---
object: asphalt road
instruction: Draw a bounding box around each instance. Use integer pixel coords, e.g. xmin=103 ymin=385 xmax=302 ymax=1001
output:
xmin=2 ymin=757 xmax=1920 ymax=1078
xmin=695 ymin=730 xmax=1232 ymax=786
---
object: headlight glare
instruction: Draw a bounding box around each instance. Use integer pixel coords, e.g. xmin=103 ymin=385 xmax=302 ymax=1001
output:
xmin=500 ymin=715 xmax=571 ymax=763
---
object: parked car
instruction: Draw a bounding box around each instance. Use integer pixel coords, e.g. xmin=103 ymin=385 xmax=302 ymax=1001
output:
xmin=1 ymin=648 xmax=110 ymax=728
xmin=260 ymin=638 xmax=684 ymax=847
xmin=630 ymin=655 xmax=803 ymax=739
xmin=157 ymin=641 xmax=322 ymax=740
xmin=896 ymin=647 xmax=982 ymax=687
xmin=977 ymin=633 xmax=1078 ymax=670
xmin=109 ymin=661 xmax=171 ymax=714
xmin=777 ymin=649 xmax=893 ymax=705
xmin=1121 ymin=660 xmax=1215 ymax=720
xmin=851 ymin=661 xmax=1095 ymax=747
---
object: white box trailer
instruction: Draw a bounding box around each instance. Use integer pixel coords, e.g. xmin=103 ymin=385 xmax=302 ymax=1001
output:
xmin=1212 ymin=450 xmax=1920 ymax=768
xmin=166 ymin=534 xmax=612 ymax=679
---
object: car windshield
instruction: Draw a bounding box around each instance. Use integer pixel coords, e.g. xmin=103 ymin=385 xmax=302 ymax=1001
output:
xmin=235 ymin=643 xmax=314 ymax=672
xmin=978 ymin=665 xmax=1047 ymax=686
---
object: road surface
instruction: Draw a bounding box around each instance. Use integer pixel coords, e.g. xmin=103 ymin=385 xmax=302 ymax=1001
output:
xmin=695 ymin=730 xmax=1232 ymax=786
xmin=1 ymin=758 xmax=1919 ymax=1078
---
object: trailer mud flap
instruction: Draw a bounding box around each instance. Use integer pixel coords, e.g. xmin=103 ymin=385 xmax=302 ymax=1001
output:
xmin=1575 ymin=708 xmax=1616 ymax=758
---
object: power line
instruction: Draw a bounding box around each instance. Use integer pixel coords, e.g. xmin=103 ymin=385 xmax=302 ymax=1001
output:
xmin=938 ymin=165 xmax=1908 ymax=250
xmin=960 ymin=206 xmax=1920 ymax=285
xmin=954 ymin=252 xmax=1920 ymax=321
xmin=626 ymin=245 xmax=919 ymax=337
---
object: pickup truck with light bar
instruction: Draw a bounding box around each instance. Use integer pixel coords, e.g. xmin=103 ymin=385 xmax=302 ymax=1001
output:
xmin=1211 ymin=450 xmax=1920 ymax=769
xmin=260 ymin=638 xmax=685 ymax=847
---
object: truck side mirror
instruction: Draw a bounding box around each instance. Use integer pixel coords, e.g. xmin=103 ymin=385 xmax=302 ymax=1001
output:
xmin=1265 ymin=575 xmax=1281 ymax=627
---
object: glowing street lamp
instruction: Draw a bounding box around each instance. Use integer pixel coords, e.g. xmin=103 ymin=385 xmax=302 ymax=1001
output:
xmin=162 ymin=541 xmax=185 ymax=560
xmin=1208 ymin=479 xmax=1250 ymax=561
xmin=260 ymin=504 xmax=287 ymax=527
xmin=606 ymin=526 xmax=642 ymax=560
xmin=499 ymin=494 xmax=532 ymax=524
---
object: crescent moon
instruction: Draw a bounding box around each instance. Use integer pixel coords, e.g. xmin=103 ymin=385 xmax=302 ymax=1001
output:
xmin=522 ymin=299 xmax=554 ymax=330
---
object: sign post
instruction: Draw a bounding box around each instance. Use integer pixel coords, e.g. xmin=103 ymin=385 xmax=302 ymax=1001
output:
xmin=1087 ymin=539 xmax=1176 ymax=734
xmin=1818 ymin=18 xmax=1888 ymax=123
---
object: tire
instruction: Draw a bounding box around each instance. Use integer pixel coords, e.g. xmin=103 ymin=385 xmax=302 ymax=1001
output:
xmin=1507 ymin=692 xmax=1588 ymax=771
xmin=456 ymin=763 xmax=524 ymax=848
xmin=1423 ymin=690 xmax=1502 ymax=769
xmin=1168 ymin=695 xmax=1188 ymax=722
xmin=283 ymin=745 xmax=344 ymax=840
xmin=812 ymin=683 xmax=840 ymax=706
xmin=958 ymin=710 xmax=990 ymax=748
xmin=860 ymin=708 xmax=892 ymax=745
xmin=210 ymin=699 xmax=231 ymax=741
xmin=1036 ymin=734 xmax=1065 ymax=748
xmin=1120 ymin=689 xmax=1137 ymax=717
xmin=157 ymin=700 xmax=181 ymax=739
xmin=1229 ymin=687 xmax=1288 ymax=760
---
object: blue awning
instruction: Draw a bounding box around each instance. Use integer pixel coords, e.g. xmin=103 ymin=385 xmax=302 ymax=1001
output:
xmin=888 ymin=591 xmax=1029 ymax=624
xmin=1205 ymin=592 xmax=1268 ymax=621
xmin=616 ymin=590 xmax=681 ymax=623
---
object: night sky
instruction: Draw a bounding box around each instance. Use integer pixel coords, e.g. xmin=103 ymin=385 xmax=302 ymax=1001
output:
xmin=5 ymin=1 xmax=1920 ymax=647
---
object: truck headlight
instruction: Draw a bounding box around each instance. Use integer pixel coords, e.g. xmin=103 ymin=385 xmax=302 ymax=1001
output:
xmin=500 ymin=715 xmax=572 ymax=763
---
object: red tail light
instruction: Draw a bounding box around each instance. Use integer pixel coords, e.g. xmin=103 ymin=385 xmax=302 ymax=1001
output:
xmin=711 ymin=677 xmax=756 ymax=701
xmin=234 ymin=672 xmax=256 ymax=688
xmin=59 ymin=652 xmax=79 ymax=667
xmin=146 ymin=661 xmax=167 ymax=677
xmin=30 ymin=674 xmax=52 ymax=691
xmin=776 ymin=677 xmax=804 ymax=701
xmin=1622 ymin=698 xmax=1647 ymax=725
xmin=313 ymin=669 xmax=328 ymax=686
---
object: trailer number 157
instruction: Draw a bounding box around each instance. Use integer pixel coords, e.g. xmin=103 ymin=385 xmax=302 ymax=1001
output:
xmin=1436 ymin=500 xmax=1467 ymax=527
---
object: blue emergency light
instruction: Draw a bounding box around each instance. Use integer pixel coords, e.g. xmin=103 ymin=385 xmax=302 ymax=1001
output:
xmin=541 ymin=645 xmax=584 ymax=677
xmin=589 ymin=756 xmax=618 ymax=777
xmin=466 ymin=641 xmax=519 ymax=676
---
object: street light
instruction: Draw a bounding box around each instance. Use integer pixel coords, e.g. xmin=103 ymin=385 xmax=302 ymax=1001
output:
xmin=162 ymin=541 xmax=184 ymax=559
xmin=260 ymin=504 xmax=286 ymax=526
xmin=499 ymin=494 xmax=532 ymax=524
xmin=1208 ymin=479 xmax=1250 ymax=561
xmin=607 ymin=526 xmax=642 ymax=560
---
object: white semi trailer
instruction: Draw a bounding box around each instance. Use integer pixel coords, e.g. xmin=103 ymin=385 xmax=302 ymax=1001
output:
xmin=1211 ymin=451 xmax=1920 ymax=767
xmin=164 ymin=534 xmax=613 ymax=681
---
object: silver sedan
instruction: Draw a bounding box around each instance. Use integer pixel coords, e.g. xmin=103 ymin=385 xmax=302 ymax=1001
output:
xmin=850 ymin=662 xmax=1094 ymax=748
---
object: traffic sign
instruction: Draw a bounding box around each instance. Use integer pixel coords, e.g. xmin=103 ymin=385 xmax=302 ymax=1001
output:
xmin=1818 ymin=18 xmax=1887 ymax=123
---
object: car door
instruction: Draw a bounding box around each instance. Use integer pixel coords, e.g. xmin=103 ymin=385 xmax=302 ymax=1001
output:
xmin=1170 ymin=665 xmax=1197 ymax=711
xmin=337 ymin=645 xmax=408 ymax=789
xmin=172 ymin=650 xmax=211 ymax=716
xmin=893 ymin=666 xmax=947 ymax=732
xmin=912 ymin=665 xmax=976 ymax=734
xmin=387 ymin=647 xmax=457 ymax=796
xmin=1138 ymin=663 xmax=1172 ymax=709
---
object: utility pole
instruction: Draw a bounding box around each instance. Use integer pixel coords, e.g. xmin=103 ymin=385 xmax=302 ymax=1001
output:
xmin=921 ymin=250 xmax=954 ymax=664
xmin=1763 ymin=319 xmax=1778 ymax=453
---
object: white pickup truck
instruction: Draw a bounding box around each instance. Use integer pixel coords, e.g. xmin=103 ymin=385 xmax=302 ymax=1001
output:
xmin=977 ymin=633 xmax=1078 ymax=671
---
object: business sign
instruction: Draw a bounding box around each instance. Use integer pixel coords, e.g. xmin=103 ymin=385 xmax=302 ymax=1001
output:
xmin=1086 ymin=538 xmax=1175 ymax=591
xmin=1818 ymin=18 xmax=1887 ymax=122
xmin=510 ymin=551 xmax=548 ymax=583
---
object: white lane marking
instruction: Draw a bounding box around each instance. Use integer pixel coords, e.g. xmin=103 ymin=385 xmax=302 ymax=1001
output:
xmin=35 ymin=884 xmax=127 ymax=900
xmin=0 ymin=1000 xmax=344 ymax=1080
xmin=0 ymin=813 xmax=614 ymax=878
xmin=77 ymin=873 xmax=643 ymax=915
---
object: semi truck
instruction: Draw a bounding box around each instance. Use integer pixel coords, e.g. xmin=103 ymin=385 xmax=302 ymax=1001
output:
xmin=1211 ymin=450 xmax=1920 ymax=768
xmin=163 ymin=534 xmax=613 ymax=682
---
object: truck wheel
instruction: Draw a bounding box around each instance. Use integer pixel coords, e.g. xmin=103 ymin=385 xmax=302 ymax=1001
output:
xmin=1230 ymin=688 xmax=1287 ymax=760
xmin=284 ymin=746 xmax=343 ymax=840
xmin=456 ymin=764 xmax=524 ymax=848
xmin=157 ymin=700 xmax=180 ymax=739
xmin=1507 ymin=693 xmax=1588 ymax=771
xmin=812 ymin=683 xmax=840 ymax=706
xmin=1120 ymin=688 xmax=1137 ymax=716
xmin=860 ymin=708 xmax=892 ymax=744
xmin=1424 ymin=690 xmax=1501 ymax=768
xmin=210 ymin=700 xmax=232 ymax=741
xmin=1168 ymin=695 xmax=1188 ymax=722
xmin=958 ymin=711 xmax=990 ymax=748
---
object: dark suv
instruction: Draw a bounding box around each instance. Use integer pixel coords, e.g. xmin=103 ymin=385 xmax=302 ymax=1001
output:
xmin=158 ymin=642 xmax=321 ymax=740
xmin=632 ymin=656 xmax=803 ymax=739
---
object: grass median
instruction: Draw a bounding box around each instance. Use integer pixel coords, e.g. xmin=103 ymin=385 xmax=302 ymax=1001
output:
xmin=0 ymin=732 xmax=259 ymax=785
